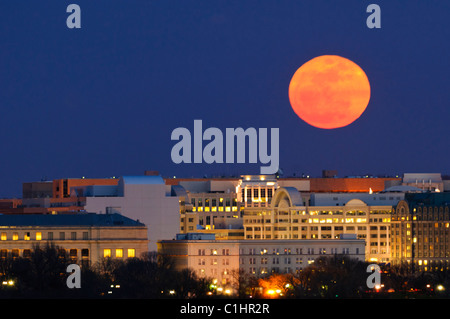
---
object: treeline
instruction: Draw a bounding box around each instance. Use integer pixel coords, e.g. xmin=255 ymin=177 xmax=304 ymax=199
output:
xmin=0 ymin=243 xmax=209 ymax=299
xmin=235 ymin=255 xmax=370 ymax=298
xmin=2 ymin=244 xmax=450 ymax=299
xmin=237 ymin=255 xmax=450 ymax=299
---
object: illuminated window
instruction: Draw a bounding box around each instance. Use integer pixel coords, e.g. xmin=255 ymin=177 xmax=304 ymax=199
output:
xmin=36 ymin=232 xmax=42 ymax=241
xmin=70 ymin=249 xmax=77 ymax=260
xmin=127 ymin=249 xmax=135 ymax=258
xmin=1 ymin=233 xmax=6 ymax=241
xmin=104 ymin=249 xmax=111 ymax=258
xmin=116 ymin=249 xmax=123 ymax=258
xmin=24 ymin=232 xmax=30 ymax=241
xmin=81 ymin=249 xmax=89 ymax=259
xmin=12 ymin=232 xmax=18 ymax=241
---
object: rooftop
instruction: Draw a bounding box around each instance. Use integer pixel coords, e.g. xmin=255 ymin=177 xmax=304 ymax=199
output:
xmin=382 ymin=185 xmax=424 ymax=193
xmin=403 ymin=173 xmax=442 ymax=183
xmin=0 ymin=213 xmax=145 ymax=227
xmin=121 ymin=176 xmax=164 ymax=185
xmin=405 ymin=192 xmax=450 ymax=207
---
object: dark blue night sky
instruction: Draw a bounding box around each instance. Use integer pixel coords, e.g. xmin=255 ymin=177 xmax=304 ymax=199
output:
xmin=0 ymin=1 xmax=449 ymax=197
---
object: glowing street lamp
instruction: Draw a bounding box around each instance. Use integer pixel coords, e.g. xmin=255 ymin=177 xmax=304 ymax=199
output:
xmin=2 ymin=280 xmax=14 ymax=286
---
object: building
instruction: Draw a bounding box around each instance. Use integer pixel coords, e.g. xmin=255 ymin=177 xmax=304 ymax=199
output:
xmin=310 ymin=192 xmax=406 ymax=207
xmin=82 ymin=176 xmax=183 ymax=252
xmin=168 ymin=174 xmax=417 ymax=263
xmin=402 ymin=173 xmax=444 ymax=192
xmin=167 ymin=174 xmax=402 ymax=201
xmin=391 ymin=192 xmax=450 ymax=270
xmin=52 ymin=178 xmax=119 ymax=199
xmin=157 ymin=233 xmax=365 ymax=293
xmin=238 ymin=175 xmax=278 ymax=208
xmin=243 ymin=187 xmax=393 ymax=263
xmin=22 ymin=181 xmax=53 ymax=199
xmin=11 ymin=175 xmax=185 ymax=251
xmin=11 ymin=172 xmax=448 ymax=263
xmin=173 ymin=174 xmax=400 ymax=239
xmin=169 ymin=177 xmax=244 ymax=239
xmin=186 ymin=191 xmax=243 ymax=231
xmin=18 ymin=178 xmax=119 ymax=215
xmin=0 ymin=213 xmax=148 ymax=265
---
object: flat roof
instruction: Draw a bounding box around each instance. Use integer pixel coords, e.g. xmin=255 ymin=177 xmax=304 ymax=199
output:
xmin=121 ymin=176 xmax=164 ymax=185
xmin=0 ymin=213 xmax=145 ymax=227
xmin=157 ymin=238 xmax=365 ymax=244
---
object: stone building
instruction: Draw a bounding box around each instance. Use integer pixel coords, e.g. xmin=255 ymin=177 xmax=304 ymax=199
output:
xmin=0 ymin=213 xmax=148 ymax=265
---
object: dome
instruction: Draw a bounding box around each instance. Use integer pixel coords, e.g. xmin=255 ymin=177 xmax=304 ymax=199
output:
xmin=272 ymin=187 xmax=304 ymax=208
xmin=345 ymin=199 xmax=367 ymax=206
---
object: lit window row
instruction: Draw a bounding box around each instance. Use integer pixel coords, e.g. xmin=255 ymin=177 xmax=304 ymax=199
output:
xmin=103 ymin=248 xmax=135 ymax=258
xmin=194 ymin=206 xmax=238 ymax=212
xmin=0 ymin=248 xmax=89 ymax=259
xmin=0 ymin=231 xmax=90 ymax=241
xmin=1 ymin=232 xmax=41 ymax=241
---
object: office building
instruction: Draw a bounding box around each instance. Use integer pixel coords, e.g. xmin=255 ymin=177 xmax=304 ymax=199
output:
xmin=243 ymin=187 xmax=393 ymax=263
xmin=402 ymin=173 xmax=444 ymax=192
xmin=81 ymin=176 xmax=183 ymax=252
xmin=9 ymin=175 xmax=185 ymax=252
xmin=0 ymin=213 xmax=148 ymax=265
xmin=391 ymin=192 xmax=450 ymax=270
xmin=157 ymin=233 xmax=365 ymax=293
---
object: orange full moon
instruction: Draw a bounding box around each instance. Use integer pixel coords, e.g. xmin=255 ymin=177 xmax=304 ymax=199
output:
xmin=288 ymin=55 xmax=371 ymax=129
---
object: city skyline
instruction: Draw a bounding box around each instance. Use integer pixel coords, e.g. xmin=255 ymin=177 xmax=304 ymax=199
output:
xmin=0 ymin=1 xmax=449 ymax=198
xmin=0 ymin=168 xmax=449 ymax=299
xmin=0 ymin=168 xmax=448 ymax=199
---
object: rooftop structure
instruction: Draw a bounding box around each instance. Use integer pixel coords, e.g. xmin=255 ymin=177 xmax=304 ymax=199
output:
xmin=0 ymin=212 xmax=145 ymax=227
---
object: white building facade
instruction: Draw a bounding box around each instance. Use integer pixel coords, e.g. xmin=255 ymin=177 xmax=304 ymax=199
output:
xmin=83 ymin=176 xmax=182 ymax=251
xmin=157 ymin=234 xmax=365 ymax=292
